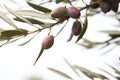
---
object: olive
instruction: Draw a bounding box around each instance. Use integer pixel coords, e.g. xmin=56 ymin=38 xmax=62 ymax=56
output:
xmin=67 ymin=7 xmax=81 ymax=19
xmin=41 ymin=35 xmax=54 ymax=49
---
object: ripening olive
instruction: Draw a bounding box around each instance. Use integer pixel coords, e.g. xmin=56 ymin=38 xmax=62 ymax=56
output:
xmin=72 ymin=20 xmax=82 ymax=36
xmin=67 ymin=7 xmax=81 ymax=19
xmin=41 ymin=35 xmax=54 ymax=49
xmin=51 ymin=7 xmax=67 ymax=18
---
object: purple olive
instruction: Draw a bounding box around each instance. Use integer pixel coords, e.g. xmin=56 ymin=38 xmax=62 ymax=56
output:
xmin=42 ymin=35 xmax=54 ymax=49
xmin=51 ymin=7 xmax=67 ymax=18
xmin=72 ymin=20 xmax=82 ymax=36
xmin=67 ymin=7 xmax=81 ymax=19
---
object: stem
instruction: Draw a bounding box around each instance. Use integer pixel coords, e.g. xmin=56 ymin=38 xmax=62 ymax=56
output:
xmin=28 ymin=19 xmax=66 ymax=35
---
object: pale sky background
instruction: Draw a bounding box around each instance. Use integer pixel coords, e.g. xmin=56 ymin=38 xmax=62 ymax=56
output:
xmin=0 ymin=0 xmax=120 ymax=80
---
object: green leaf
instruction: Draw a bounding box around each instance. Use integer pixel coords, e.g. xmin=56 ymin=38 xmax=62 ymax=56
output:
xmin=76 ymin=10 xmax=88 ymax=42
xmin=0 ymin=37 xmax=22 ymax=47
xmin=63 ymin=58 xmax=82 ymax=79
xmin=100 ymin=30 xmax=120 ymax=35
xmin=0 ymin=29 xmax=28 ymax=40
xmin=0 ymin=10 xmax=19 ymax=30
xmin=101 ymin=30 xmax=120 ymax=39
xmin=74 ymin=65 xmax=108 ymax=79
xmin=56 ymin=0 xmax=73 ymax=4
xmin=106 ymin=64 xmax=120 ymax=75
xmin=41 ymin=23 xmax=54 ymax=28
xmin=5 ymin=6 xmax=38 ymax=28
xmin=14 ymin=17 xmax=44 ymax=25
xmin=48 ymin=68 xmax=73 ymax=79
xmin=18 ymin=32 xmax=39 ymax=46
xmin=56 ymin=0 xmax=64 ymax=3
xmin=15 ymin=10 xmax=52 ymax=19
xmin=99 ymin=68 xmax=115 ymax=78
xmin=27 ymin=1 xmax=51 ymax=13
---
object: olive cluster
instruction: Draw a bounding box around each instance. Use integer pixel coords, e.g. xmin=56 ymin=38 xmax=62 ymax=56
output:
xmin=34 ymin=6 xmax=82 ymax=65
xmin=34 ymin=1 xmax=119 ymax=65
xmin=40 ymin=0 xmax=119 ymax=53
xmin=51 ymin=6 xmax=80 ymax=19
xmin=51 ymin=6 xmax=82 ymax=36
xmin=40 ymin=6 xmax=82 ymax=53
xmin=90 ymin=0 xmax=119 ymax=13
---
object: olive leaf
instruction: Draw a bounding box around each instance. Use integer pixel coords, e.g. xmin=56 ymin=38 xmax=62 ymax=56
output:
xmin=100 ymin=30 xmax=120 ymax=39
xmin=27 ymin=1 xmax=51 ymax=13
xmin=0 ymin=10 xmax=19 ymax=30
xmin=106 ymin=64 xmax=120 ymax=75
xmin=14 ymin=10 xmax=52 ymax=19
xmin=74 ymin=65 xmax=108 ymax=79
xmin=18 ymin=32 xmax=39 ymax=46
xmin=0 ymin=37 xmax=22 ymax=47
xmin=41 ymin=23 xmax=54 ymax=28
xmin=76 ymin=10 xmax=88 ymax=42
xmin=63 ymin=58 xmax=82 ymax=79
xmin=56 ymin=0 xmax=64 ymax=3
xmin=0 ymin=29 xmax=28 ymax=41
xmin=0 ymin=29 xmax=28 ymax=38
xmin=99 ymin=68 xmax=115 ymax=78
xmin=56 ymin=0 xmax=73 ymax=4
xmin=14 ymin=17 xmax=44 ymax=25
xmin=78 ymin=38 xmax=105 ymax=49
xmin=5 ymin=6 xmax=38 ymax=28
xmin=48 ymin=68 xmax=73 ymax=79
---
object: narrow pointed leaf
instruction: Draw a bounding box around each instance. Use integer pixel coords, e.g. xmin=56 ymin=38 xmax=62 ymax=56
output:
xmin=48 ymin=68 xmax=73 ymax=79
xmin=33 ymin=48 xmax=44 ymax=65
xmin=14 ymin=17 xmax=44 ymax=25
xmin=0 ymin=10 xmax=19 ymax=30
xmin=76 ymin=10 xmax=88 ymax=42
xmin=0 ymin=37 xmax=22 ymax=47
xmin=5 ymin=6 xmax=38 ymax=28
xmin=27 ymin=1 xmax=51 ymax=13
xmin=63 ymin=58 xmax=82 ymax=79
xmin=100 ymin=30 xmax=120 ymax=35
xmin=74 ymin=65 xmax=108 ymax=79
xmin=99 ymin=68 xmax=115 ymax=78
xmin=55 ymin=20 xmax=68 ymax=37
xmin=18 ymin=32 xmax=39 ymax=46
xmin=15 ymin=10 xmax=52 ymax=19
xmin=0 ymin=29 xmax=28 ymax=39
xmin=41 ymin=23 xmax=54 ymax=28
xmin=106 ymin=64 xmax=120 ymax=75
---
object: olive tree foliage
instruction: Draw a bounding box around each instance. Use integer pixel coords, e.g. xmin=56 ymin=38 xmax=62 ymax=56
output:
xmin=0 ymin=0 xmax=119 ymax=63
xmin=0 ymin=0 xmax=120 ymax=79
